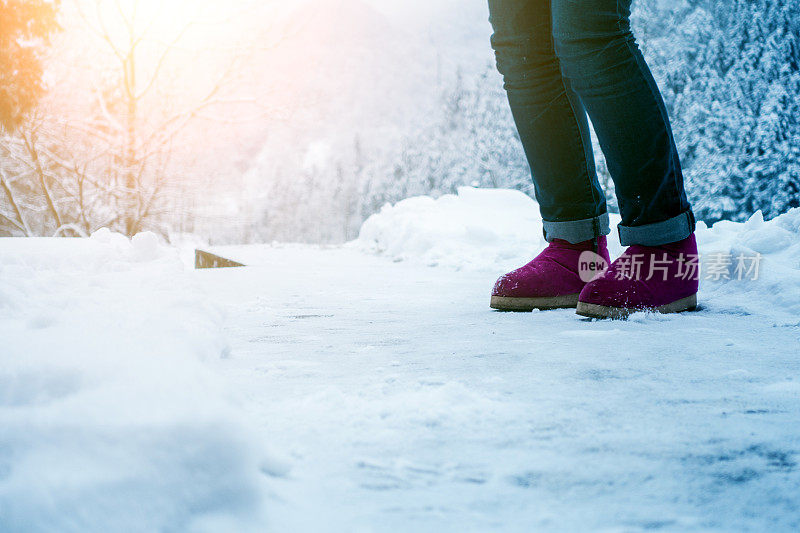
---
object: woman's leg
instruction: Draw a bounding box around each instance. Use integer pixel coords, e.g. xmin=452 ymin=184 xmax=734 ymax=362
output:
xmin=488 ymin=0 xmax=609 ymax=244
xmin=551 ymin=0 xmax=694 ymax=246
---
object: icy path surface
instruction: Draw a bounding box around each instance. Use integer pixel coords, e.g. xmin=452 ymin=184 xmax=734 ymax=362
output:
xmin=200 ymin=245 xmax=800 ymax=532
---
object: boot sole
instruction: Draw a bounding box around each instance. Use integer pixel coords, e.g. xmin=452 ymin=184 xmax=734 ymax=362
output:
xmin=490 ymin=293 xmax=580 ymax=311
xmin=575 ymin=294 xmax=698 ymax=319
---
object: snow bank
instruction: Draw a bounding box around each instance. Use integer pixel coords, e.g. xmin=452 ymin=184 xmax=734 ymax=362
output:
xmin=355 ymin=187 xmax=800 ymax=322
xmin=353 ymin=187 xmax=624 ymax=270
xmin=354 ymin=187 xmax=617 ymax=270
xmin=695 ymin=209 xmax=800 ymax=323
xmin=0 ymin=230 xmax=280 ymax=532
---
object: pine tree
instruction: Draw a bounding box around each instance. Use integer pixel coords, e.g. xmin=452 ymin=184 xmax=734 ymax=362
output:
xmin=637 ymin=0 xmax=800 ymax=222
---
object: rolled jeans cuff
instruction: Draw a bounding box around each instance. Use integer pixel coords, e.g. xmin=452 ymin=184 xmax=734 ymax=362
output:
xmin=542 ymin=213 xmax=610 ymax=244
xmin=617 ymin=209 xmax=695 ymax=246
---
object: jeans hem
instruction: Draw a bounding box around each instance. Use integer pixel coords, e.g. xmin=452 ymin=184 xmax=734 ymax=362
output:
xmin=617 ymin=209 xmax=695 ymax=246
xmin=542 ymin=212 xmax=611 ymax=244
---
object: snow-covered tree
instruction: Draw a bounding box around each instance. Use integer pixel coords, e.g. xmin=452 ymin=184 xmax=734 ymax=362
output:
xmin=0 ymin=0 xmax=59 ymax=235
xmin=636 ymin=0 xmax=800 ymax=222
xmin=0 ymin=0 xmax=267 ymax=238
xmin=362 ymin=66 xmax=530 ymax=213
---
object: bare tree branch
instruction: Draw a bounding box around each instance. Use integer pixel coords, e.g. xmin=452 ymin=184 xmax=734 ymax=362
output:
xmin=0 ymin=167 xmax=31 ymax=235
xmin=21 ymin=128 xmax=63 ymax=229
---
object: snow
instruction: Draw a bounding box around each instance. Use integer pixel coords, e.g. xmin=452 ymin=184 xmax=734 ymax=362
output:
xmin=0 ymin=230 xmax=282 ymax=532
xmin=2 ymin=189 xmax=800 ymax=531
xmin=353 ymin=187 xmax=623 ymax=270
xmin=207 ymin=246 xmax=800 ymax=532
xmin=696 ymin=210 xmax=800 ymax=323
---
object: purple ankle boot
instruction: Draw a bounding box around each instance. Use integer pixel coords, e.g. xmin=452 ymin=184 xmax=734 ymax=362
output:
xmin=576 ymin=234 xmax=699 ymax=319
xmin=491 ymin=236 xmax=610 ymax=311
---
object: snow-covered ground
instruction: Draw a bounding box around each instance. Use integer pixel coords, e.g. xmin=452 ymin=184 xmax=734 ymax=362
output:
xmin=2 ymin=189 xmax=800 ymax=531
xmin=0 ymin=230 xmax=284 ymax=532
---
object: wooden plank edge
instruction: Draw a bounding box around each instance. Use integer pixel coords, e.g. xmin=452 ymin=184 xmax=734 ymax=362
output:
xmin=194 ymin=249 xmax=246 ymax=269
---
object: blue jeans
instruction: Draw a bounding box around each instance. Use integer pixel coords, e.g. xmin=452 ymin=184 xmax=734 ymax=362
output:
xmin=488 ymin=0 xmax=694 ymax=246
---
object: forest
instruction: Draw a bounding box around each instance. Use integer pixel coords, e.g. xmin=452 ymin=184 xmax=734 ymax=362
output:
xmin=1 ymin=0 xmax=798 ymax=243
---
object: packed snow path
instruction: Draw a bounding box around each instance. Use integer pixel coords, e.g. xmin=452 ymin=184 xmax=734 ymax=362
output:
xmin=201 ymin=245 xmax=800 ymax=532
